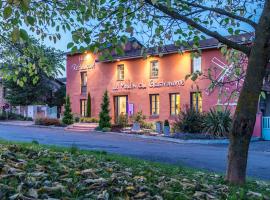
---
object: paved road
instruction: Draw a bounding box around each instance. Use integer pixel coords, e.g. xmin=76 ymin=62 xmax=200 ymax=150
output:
xmin=0 ymin=124 xmax=269 ymax=181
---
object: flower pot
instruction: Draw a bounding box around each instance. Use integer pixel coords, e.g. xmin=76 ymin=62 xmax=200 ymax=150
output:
xmin=132 ymin=122 xmax=141 ymax=131
xmin=156 ymin=122 xmax=163 ymax=133
xmin=164 ymin=126 xmax=170 ymax=136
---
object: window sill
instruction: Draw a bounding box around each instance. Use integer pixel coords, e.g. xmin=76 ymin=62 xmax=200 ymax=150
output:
xmin=149 ymin=115 xmax=159 ymax=119
xmin=150 ymin=77 xmax=158 ymax=79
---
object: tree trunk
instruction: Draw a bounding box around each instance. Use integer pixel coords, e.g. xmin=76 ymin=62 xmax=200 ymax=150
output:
xmin=226 ymin=2 xmax=270 ymax=184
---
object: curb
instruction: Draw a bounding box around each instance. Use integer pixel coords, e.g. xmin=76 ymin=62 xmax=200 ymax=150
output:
xmin=96 ymin=130 xmax=231 ymax=144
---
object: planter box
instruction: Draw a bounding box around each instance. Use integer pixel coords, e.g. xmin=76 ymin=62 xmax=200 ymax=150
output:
xmin=132 ymin=122 xmax=141 ymax=131
xmin=164 ymin=126 xmax=170 ymax=136
xmin=156 ymin=122 xmax=163 ymax=134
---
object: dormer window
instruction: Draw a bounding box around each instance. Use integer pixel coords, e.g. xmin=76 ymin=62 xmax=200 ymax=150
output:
xmin=150 ymin=61 xmax=159 ymax=79
xmin=117 ymin=64 xmax=124 ymax=80
xmin=192 ymin=56 xmax=202 ymax=73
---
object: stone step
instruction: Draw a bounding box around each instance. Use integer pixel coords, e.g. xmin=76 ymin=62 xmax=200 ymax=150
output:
xmin=64 ymin=123 xmax=98 ymax=132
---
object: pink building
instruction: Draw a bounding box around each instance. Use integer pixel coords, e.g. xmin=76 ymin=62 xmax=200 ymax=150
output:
xmin=66 ymin=34 xmax=263 ymax=137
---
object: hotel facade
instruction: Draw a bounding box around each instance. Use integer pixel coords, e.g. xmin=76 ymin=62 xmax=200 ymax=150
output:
xmin=66 ymin=34 xmax=265 ymax=137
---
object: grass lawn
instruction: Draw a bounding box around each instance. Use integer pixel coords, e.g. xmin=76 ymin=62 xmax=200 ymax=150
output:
xmin=0 ymin=140 xmax=269 ymax=200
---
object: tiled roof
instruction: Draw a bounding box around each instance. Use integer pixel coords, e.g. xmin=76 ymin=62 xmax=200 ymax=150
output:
xmin=99 ymin=32 xmax=254 ymax=62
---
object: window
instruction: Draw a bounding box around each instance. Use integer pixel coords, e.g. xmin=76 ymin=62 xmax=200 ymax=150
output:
xmin=192 ymin=56 xmax=202 ymax=73
xmin=117 ymin=64 xmax=124 ymax=80
xmin=191 ymin=92 xmax=202 ymax=112
xmin=170 ymin=93 xmax=180 ymax=115
xmin=150 ymin=61 xmax=159 ymax=78
xmin=80 ymin=99 xmax=87 ymax=117
xmin=81 ymin=72 xmax=87 ymax=94
xmin=150 ymin=94 xmax=159 ymax=115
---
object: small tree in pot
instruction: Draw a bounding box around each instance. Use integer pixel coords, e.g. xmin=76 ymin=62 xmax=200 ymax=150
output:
xmin=131 ymin=111 xmax=146 ymax=131
xmin=164 ymin=120 xmax=170 ymax=136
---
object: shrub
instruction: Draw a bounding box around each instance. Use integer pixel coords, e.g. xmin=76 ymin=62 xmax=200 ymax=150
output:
xmin=99 ymin=90 xmax=111 ymax=129
xmin=116 ymin=113 xmax=128 ymax=128
xmin=111 ymin=124 xmax=123 ymax=132
xmin=141 ymin=122 xmax=154 ymax=130
xmin=203 ymin=108 xmax=232 ymax=137
xmin=173 ymin=107 xmax=204 ymax=133
xmin=86 ymin=92 xmax=91 ymax=117
xmin=0 ymin=111 xmax=33 ymax=121
xmin=80 ymin=117 xmax=99 ymax=123
xmin=62 ymin=95 xmax=74 ymax=125
xmin=164 ymin=120 xmax=170 ymax=127
xmin=74 ymin=116 xmax=80 ymax=123
xmin=102 ymin=127 xmax=111 ymax=132
xmin=131 ymin=111 xmax=146 ymax=126
xmin=35 ymin=117 xmax=61 ymax=126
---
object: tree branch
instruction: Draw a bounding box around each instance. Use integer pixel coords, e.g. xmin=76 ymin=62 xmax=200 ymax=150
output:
xmin=178 ymin=0 xmax=258 ymax=28
xmin=145 ymin=0 xmax=251 ymax=55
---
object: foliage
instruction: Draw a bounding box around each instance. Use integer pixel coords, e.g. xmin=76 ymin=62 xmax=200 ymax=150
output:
xmin=74 ymin=116 xmax=80 ymax=123
xmin=0 ymin=141 xmax=269 ymax=199
xmin=86 ymin=92 xmax=91 ymax=117
xmin=62 ymin=95 xmax=74 ymax=125
xmin=164 ymin=120 xmax=170 ymax=127
xmin=203 ymin=109 xmax=232 ymax=137
xmin=35 ymin=117 xmax=61 ymax=126
xmin=0 ymin=111 xmax=32 ymax=121
xmin=2 ymin=37 xmax=65 ymax=106
xmin=102 ymin=127 xmax=111 ymax=132
xmin=80 ymin=117 xmax=99 ymax=123
xmin=131 ymin=111 xmax=146 ymax=126
xmin=141 ymin=122 xmax=154 ymax=130
xmin=1 ymin=37 xmax=64 ymax=86
xmin=116 ymin=113 xmax=128 ymax=128
xmin=49 ymin=85 xmax=66 ymax=108
xmin=173 ymin=107 xmax=204 ymax=133
xmin=98 ymin=90 xmax=111 ymax=129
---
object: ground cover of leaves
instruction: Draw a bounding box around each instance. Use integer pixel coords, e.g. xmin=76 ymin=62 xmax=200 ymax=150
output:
xmin=0 ymin=142 xmax=269 ymax=200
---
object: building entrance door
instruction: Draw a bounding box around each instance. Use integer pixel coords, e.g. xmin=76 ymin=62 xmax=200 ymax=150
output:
xmin=114 ymin=96 xmax=128 ymax=121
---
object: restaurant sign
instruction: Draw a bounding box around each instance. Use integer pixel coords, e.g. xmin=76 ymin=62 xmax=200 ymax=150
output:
xmin=112 ymin=79 xmax=185 ymax=91
xmin=72 ymin=55 xmax=95 ymax=71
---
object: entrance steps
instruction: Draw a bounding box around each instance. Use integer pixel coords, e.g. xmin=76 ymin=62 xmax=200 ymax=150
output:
xmin=65 ymin=123 xmax=98 ymax=132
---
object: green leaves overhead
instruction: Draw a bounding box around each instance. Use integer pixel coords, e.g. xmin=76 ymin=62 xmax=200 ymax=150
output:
xmin=3 ymin=6 xmax=12 ymax=19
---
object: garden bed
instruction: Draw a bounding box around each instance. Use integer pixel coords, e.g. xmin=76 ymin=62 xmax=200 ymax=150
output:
xmin=0 ymin=141 xmax=269 ymax=199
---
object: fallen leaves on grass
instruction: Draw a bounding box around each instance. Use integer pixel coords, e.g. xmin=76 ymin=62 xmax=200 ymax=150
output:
xmin=0 ymin=144 xmax=269 ymax=200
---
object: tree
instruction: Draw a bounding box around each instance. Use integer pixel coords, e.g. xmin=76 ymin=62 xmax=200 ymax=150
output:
xmin=67 ymin=0 xmax=268 ymax=185
xmin=99 ymin=90 xmax=111 ymax=129
xmin=86 ymin=92 xmax=91 ymax=117
xmin=1 ymin=0 xmax=269 ymax=184
xmin=62 ymin=95 xmax=73 ymax=125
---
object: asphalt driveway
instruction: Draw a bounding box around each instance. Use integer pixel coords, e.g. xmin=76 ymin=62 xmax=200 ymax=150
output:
xmin=0 ymin=124 xmax=269 ymax=181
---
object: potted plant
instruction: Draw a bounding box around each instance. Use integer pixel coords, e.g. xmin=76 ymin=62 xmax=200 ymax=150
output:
xmin=164 ymin=120 xmax=170 ymax=136
xmin=156 ymin=121 xmax=163 ymax=134
xmin=131 ymin=111 xmax=146 ymax=131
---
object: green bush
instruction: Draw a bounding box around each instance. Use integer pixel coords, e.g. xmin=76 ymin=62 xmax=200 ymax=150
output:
xmin=116 ymin=113 xmax=128 ymax=128
xmin=35 ymin=117 xmax=61 ymax=126
xmin=102 ymin=127 xmax=111 ymax=132
xmin=80 ymin=117 xmax=99 ymax=123
xmin=131 ymin=111 xmax=146 ymax=126
xmin=202 ymin=108 xmax=232 ymax=137
xmin=62 ymin=95 xmax=74 ymax=125
xmin=173 ymin=107 xmax=204 ymax=133
xmin=74 ymin=116 xmax=80 ymax=123
xmin=141 ymin=121 xmax=154 ymax=130
xmin=0 ymin=111 xmax=33 ymax=121
xmin=99 ymin=90 xmax=111 ymax=129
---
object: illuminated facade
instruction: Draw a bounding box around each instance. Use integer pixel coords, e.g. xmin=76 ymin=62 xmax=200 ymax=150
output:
xmin=66 ymin=37 xmax=245 ymax=124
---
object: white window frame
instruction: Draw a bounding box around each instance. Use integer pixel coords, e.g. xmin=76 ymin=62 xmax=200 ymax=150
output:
xmin=192 ymin=56 xmax=202 ymax=73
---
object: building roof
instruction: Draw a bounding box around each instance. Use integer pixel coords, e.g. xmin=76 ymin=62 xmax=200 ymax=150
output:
xmin=100 ymin=32 xmax=254 ymax=62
